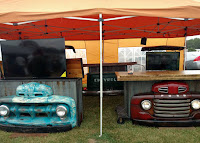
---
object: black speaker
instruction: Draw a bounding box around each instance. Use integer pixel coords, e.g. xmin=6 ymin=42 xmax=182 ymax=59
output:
xmin=141 ymin=37 xmax=147 ymax=45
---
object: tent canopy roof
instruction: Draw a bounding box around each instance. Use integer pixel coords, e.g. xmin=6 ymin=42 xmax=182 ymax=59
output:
xmin=0 ymin=0 xmax=200 ymax=40
xmin=0 ymin=15 xmax=199 ymax=40
xmin=1 ymin=0 xmax=200 ymax=23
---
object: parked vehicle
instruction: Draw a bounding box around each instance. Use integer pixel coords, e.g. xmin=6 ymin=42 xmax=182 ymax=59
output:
xmin=131 ymin=81 xmax=200 ymax=126
xmin=185 ymin=52 xmax=200 ymax=70
xmin=0 ymin=82 xmax=76 ymax=133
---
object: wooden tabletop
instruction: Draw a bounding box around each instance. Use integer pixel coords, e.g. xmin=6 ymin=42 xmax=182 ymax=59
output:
xmin=115 ymin=70 xmax=200 ymax=81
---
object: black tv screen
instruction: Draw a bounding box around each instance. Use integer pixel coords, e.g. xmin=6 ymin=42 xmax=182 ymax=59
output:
xmin=1 ymin=38 xmax=66 ymax=79
xmin=146 ymin=52 xmax=180 ymax=71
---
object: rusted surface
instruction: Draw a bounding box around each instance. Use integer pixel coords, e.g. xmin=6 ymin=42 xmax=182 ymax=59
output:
xmin=0 ymin=79 xmax=83 ymax=127
xmin=56 ymin=81 xmax=60 ymax=86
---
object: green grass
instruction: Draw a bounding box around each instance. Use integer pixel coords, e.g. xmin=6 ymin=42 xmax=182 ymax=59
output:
xmin=1 ymin=95 xmax=200 ymax=143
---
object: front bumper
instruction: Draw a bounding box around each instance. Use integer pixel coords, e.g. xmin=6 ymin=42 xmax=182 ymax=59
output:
xmin=0 ymin=124 xmax=72 ymax=133
xmin=133 ymin=119 xmax=200 ymax=127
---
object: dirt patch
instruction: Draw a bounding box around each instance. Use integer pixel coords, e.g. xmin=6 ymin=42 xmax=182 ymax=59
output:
xmin=10 ymin=133 xmax=48 ymax=138
xmin=88 ymin=139 xmax=96 ymax=143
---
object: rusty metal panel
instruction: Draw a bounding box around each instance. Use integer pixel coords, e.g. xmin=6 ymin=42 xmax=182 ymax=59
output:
xmin=124 ymin=81 xmax=156 ymax=117
xmin=0 ymin=79 xmax=83 ymax=126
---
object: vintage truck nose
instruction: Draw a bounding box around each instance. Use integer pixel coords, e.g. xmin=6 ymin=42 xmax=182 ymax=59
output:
xmin=0 ymin=82 xmax=77 ymax=133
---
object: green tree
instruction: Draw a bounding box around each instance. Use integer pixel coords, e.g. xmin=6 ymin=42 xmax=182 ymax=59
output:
xmin=186 ymin=38 xmax=200 ymax=50
xmin=187 ymin=47 xmax=196 ymax=52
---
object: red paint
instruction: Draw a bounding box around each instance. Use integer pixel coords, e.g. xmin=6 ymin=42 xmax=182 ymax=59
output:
xmin=131 ymin=105 xmax=153 ymax=120
xmin=83 ymin=87 xmax=87 ymax=91
xmin=130 ymin=81 xmax=196 ymax=123
xmin=194 ymin=56 xmax=200 ymax=62
xmin=131 ymin=94 xmax=154 ymax=105
xmin=152 ymin=82 xmax=188 ymax=94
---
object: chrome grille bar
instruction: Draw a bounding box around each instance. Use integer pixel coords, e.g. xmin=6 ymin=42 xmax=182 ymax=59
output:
xmin=158 ymin=87 xmax=168 ymax=93
xmin=155 ymin=103 xmax=190 ymax=107
xmin=154 ymin=110 xmax=190 ymax=114
xmin=154 ymin=99 xmax=190 ymax=103
xmin=154 ymin=114 xmax=189 ymax=118
xmin=154 ymin=98 xmax=190 ymax=118
xmin=178 ymin=87 xmax=187 ymax=93
xmin=154 ymin=106 xmax=190 ymax=111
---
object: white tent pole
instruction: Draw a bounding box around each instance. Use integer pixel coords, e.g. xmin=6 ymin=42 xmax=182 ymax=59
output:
xmin=4 ymin=20 xmax=40 ymax=26
xmin=184 ymin=36 xmax=187 ymax=70
xmin=99 ymin=13 xmax=103 ymax=137
xmin=64 ymin=17 xmax=98 ymax=21
xmin=184 ymin=27 xmax=188 ymax=70
xmin=103 ymin=36 xmax=104 ymax=63
xmin=104 ymin=16 xmax=136 ymax=21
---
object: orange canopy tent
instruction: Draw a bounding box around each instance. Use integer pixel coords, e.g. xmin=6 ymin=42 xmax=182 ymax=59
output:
xmin=1 ymin=0 xmax=200 ymax=136
xmin=0 ymin=15 xmax=200 ymax=40
xmin=0 ymin=0 xmax=200 ymax=40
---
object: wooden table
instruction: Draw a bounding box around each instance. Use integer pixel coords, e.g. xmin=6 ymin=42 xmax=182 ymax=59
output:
xmin=116 ymin=70 xmax=200 ymax=81
xmin=115 ymin=70 xmax=200 ymax=118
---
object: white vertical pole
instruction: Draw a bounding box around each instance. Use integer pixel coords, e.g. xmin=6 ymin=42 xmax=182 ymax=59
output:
xmin=99 ymin=13 xmax=103 ymax=137
xmin=184 ymin=36 xmax=187 ymax=70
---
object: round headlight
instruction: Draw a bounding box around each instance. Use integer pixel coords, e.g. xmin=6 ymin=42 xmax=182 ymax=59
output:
xmin=56 ymin=105 xmax=67 ymax=117
xmin=191 ymin=99 xmax=200 ymax=110
xmin=0 ymin=105 xmax=9 ymax=116
xmin=141 ymin=100 xmax=152 ymax=110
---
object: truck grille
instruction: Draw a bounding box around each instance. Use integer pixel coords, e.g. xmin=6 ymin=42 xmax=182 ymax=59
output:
xmin=158 ymin=87 xmax=168 ymax=94
xmin=178 ymin=87 xmax=187 ymax=93
xmin=154 ymin=99 xmax=190 ymax=118
xmin=8 ymin=103 xmax=57 ymax=118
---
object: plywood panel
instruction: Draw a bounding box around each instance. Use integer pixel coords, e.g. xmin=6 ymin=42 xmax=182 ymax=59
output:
xmin=66 ymin=58 xmax=84 ymax=78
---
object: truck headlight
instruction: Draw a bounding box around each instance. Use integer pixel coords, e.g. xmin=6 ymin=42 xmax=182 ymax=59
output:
xmin=56 ymin=105 xmax=67 ymax=118
xmin=191 ymin=99 xmax=200 ymax=110
xmin=0 ymin=105 xmax=10 ymax=116
xmin=141 ymin=100 xmax=151 ymax=110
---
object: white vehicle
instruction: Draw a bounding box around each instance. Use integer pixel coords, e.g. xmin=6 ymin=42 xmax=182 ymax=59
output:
xmin=185 ymin=52 xmax=200 ymax=70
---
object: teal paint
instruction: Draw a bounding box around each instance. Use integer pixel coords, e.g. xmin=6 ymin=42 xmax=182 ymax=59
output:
xmin=0 ymin=82 xmax=77 ymax=128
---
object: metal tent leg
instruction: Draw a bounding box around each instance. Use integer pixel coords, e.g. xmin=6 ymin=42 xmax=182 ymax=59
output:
xmin=99 ymin=13 xmax=103 ymax=137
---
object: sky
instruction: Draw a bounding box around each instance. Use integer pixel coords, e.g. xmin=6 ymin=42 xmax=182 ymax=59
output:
xmin=186 ymin=35 xmax=200 ymax=40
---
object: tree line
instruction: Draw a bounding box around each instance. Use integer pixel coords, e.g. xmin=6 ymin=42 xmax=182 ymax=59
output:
xmin=186 ymin=38 xmax=200 ymax=52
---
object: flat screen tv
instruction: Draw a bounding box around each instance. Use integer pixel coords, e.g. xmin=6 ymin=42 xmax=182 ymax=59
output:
xmin=1 ymin=38 xmax=66 ymax=79
xmin=146 ymin=52 xmax=180 ymax=71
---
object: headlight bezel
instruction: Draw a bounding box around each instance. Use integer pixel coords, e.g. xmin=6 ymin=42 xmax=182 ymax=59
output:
xmin=0 ymin=105 xmax=10 ymax=117
xmin=191 ymin=99 xmax=200 ymax=110
xmin=141 ymin=100 xmax=152 ymax=110
xmin=56 ymin=105 xmax=68 ymax=118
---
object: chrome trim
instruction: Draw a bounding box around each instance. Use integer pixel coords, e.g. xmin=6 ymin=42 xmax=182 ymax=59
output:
xmin=178 ymin=87 xmax=187 ymax=93
xmin=154 ymin=110 xmax=190 ymax=114
xmin=154 ymin=113 xmax=189 ymax=118
xmin=154 ymin=98 xmax=190 ymax=118
xmin=0 ymin=105 xmax=10 ymax=116
xmin=56 ymin=105 xmax=67 ymax=118
xmin=155 ymin=103 xmax=190 ymax=107
xmin=154 ymin=99 xmax=190 ymax=103
xmin=154 ymin=106 xmax=190 ymax=111
xmin=158 ymin=87 xmax=168 ymax=94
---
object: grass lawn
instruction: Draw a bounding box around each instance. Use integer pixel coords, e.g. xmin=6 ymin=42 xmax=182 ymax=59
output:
xmin=1 ymin=95 xmax=200 ymax=143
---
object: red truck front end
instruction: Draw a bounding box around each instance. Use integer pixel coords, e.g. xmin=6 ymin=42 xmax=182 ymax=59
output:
xmin=131 ymin=81 xmax=200 ymax=126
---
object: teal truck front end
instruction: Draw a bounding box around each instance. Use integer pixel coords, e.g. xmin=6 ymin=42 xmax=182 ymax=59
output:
xmin=0 ymin=82 xmax=77 ymax=133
